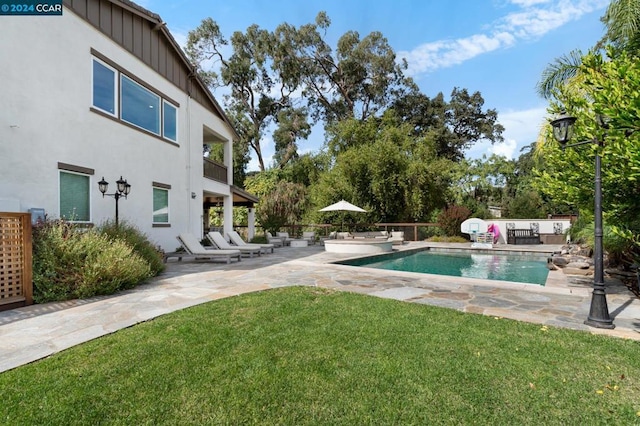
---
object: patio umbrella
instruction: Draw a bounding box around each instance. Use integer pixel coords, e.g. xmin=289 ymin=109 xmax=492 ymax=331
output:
xmin=318 ymin=200 xmax=367 ymax=231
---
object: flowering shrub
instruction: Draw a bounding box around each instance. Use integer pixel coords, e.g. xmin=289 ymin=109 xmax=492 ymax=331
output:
xmin=32 ymin=219 xmax=158 ymax=303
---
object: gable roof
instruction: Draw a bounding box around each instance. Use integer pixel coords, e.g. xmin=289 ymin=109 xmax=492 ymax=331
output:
xmin=64 ymin=0 xmax=239 ymax=141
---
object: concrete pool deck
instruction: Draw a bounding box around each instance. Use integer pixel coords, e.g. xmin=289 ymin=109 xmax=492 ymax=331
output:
xmin=1 ymin=242 xmax=639 ymax=373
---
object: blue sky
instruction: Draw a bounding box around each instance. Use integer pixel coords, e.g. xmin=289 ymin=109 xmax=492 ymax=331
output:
xmin=141 ymin=0 xmax=609 ymax=169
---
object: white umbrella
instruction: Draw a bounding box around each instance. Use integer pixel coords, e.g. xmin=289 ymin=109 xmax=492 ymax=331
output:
xmin=318 ymin=200 xmax=367 ymax=213
xmin=318 ymin=200 xmax=367 ymax=231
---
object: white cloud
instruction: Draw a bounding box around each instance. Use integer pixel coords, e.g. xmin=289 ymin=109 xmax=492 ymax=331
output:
xmin=399 ymin=0 xmax=608 ymax=76
xmin=489 ymin=139 xmax=518 ymax=158
xmin=498 ymin=106 xmax=548 ymax=150
xmin=509 ymin=0 xmax=552 ymax=6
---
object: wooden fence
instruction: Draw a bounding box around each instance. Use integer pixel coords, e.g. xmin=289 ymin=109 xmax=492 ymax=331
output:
xmin=0 ymin=213 xmax=33 ymax=311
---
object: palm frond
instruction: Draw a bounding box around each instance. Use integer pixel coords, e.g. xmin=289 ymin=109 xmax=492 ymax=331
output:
xmin=536 ymin=49 xmax=584 ymax=100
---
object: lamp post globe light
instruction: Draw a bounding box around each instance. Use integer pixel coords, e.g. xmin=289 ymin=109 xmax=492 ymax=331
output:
xmin=98 ymin=176 xmax=131 ymax=227
xmin=550 ymin=112 xmax=614 ymax=329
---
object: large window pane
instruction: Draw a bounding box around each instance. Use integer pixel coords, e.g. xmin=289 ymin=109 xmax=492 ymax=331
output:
xmin=121 ymin=75 xmax=160 ymax=134
xmin=153 ymin=187 xmax=169 ymax=223
xmin=60 ymin=172 xmax=90 ymax=222
xmin=92 ymin=59 xmax=116 ymax=115
xmin=163 ymin=101 xmax=177 ymax=142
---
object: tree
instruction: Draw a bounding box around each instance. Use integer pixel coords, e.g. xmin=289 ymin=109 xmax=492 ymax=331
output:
xmin=601 ymin=0 xmax=640 ymax=54
xmin=272 ymin=107 xmax=312 ymax=168
xmin=310 ymin=114 xmax=455 ymax=224
xmin=186 ymin=19 xmax=305 ymax=172
xmin=272 ymin=12 xmax=418 ymax=125
xmin=535 ymin=49 xmax=640 ymax=235
xmin=256 ymin=181 xmax=308 ymax=234
xmin=390 ymin=88 xmax=504 ymax=161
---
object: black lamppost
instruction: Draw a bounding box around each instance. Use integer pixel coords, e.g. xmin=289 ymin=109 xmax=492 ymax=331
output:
xmin=550 ymin=112 xmax=614 ymax=329
xmin=98 ymin=176 xmax=131 ymax=227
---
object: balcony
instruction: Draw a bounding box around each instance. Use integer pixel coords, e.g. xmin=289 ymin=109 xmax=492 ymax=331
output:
xmin=203 ymin=158 xmax=227 ymax=184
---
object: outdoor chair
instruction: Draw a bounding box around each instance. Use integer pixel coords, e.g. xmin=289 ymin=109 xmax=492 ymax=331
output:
xmin=207 ymin=231 xmax=262 ymax=258
xmin=265 ymin=231 xmax=284 ymax=247
xmin=276 ymin=232 xmax=293 ymax=246
xmin=390 ymin=231 xmax=405 ymax=245
xmin=302 ymin=231 xmax=316 ymax=245
xmin=319 ymin=231 xmax=337 ymax=245
xmin=169 ymin=233 xmax=241 ymax=264
xmin=228 ymin=230 xmax=275 ymax=253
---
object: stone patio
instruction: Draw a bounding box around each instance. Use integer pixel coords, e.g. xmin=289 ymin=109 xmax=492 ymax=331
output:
xmin=1 ymin=241 xmax=639 ymax=373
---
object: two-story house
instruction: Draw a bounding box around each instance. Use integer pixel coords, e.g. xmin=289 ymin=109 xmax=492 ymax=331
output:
xmin=0 ymin=0 xmax=257 ymax=251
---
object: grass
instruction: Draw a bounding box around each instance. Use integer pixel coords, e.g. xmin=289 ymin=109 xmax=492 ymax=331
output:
xmin=1 ymin=287 xmax=640 ymax=424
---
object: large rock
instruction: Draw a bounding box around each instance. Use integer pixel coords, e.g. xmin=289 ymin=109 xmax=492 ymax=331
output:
xmin=550 ymin=256 xmax=569 ymax=267
xmin=563 ymin=267 xmax=594 ymax=276
xmin=566 ymin=261 xmax=591 ymax=269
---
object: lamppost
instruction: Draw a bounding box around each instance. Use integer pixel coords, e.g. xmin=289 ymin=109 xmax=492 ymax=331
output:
xmin=550 ymin=112 xmax=614 ymax=329
xmin=98 ymin=176 xmax=131 ymax=227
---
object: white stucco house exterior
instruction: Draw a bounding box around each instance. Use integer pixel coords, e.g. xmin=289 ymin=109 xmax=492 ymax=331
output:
xmin=0 ymin=0 xmax=257 ymax=251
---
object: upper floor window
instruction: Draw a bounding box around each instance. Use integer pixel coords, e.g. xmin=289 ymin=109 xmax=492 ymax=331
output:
xmin=121 ymin=75 xmax=161 ymax=135
xmin=163 ymin=101 xmax=177 ymax=142
xmin=92 ymin=59 xmax=116 ymax=116
xmin=91 ymin=55 xmax=179 ymax=144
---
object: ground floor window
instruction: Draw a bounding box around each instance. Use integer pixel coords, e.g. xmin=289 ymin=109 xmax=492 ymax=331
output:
xmin=152 ymin=186 xmax=169 ymax=224
xmin=60 ymin=171 xmax=90 ymax=222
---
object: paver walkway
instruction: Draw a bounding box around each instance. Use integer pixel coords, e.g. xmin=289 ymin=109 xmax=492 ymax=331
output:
xmin=1 ymin=242 xmax=639 ymax=373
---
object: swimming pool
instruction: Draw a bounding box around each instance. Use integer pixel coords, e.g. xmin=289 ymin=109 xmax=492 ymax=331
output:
xmin=337 ymin=249 xmax=550 ymax=285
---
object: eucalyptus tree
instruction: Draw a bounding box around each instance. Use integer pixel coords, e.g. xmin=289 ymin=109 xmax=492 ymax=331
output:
xmin=272 ymin=12 xmax=418 ymax=125
xmin=187 ymin=12 xmax=418 ymax=173
xmin=186 ymin=18 xmax=305 ymax=172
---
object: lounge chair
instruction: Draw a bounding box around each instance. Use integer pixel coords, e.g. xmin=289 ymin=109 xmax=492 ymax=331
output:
xmin=207 ymin=231 xmax=262 ymax=258
xmin=276 ymin=232 xmax=293 ymax=246
xmin=167 ymin=233 xmax=241 ymax=264
xmin=266 ymin=231 xmax=284 ymax=247
xmin=228 ymin=231 xmax=275 ymax=253
xmin=302 ymin=231 xmax=316 ymax=245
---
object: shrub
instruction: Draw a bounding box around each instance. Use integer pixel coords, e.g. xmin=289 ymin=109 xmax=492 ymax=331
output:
xmin=250 ymin=234 xmax=268 ymax=244
xmin=97 ymin=220 xmax=165 ymax=275
xmin=32 ymin=219 xmax=153 ymax=303
xmin=575 ymin=221 xmax=637 ymax=266
xmin=437 ymin=205 xmax=472 ymax=237
xmin=426 ymin=236 xmax=469 ymax=243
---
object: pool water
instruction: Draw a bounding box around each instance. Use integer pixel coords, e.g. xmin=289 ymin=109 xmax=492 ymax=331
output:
xmin=339 ymin=250 xmax=550 ymax=285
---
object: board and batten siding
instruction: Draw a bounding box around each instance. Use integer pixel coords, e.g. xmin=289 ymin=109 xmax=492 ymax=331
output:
xmin=63 ymin=0 xmax=223 ymax=122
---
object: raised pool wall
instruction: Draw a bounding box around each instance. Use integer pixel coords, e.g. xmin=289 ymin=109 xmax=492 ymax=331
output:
xmin=481 ymin=219 xmax=572 ymax=245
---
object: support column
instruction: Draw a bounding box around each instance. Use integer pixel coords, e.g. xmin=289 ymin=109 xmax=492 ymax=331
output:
xmin=247 ymin=207 xmax=256 ymax=240
xmin=223 ymin=196 xmax=233 ymax=239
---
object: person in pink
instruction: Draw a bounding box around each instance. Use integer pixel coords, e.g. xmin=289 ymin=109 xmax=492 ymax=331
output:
xmin=487 ymin=223 xmax=500 ymax=244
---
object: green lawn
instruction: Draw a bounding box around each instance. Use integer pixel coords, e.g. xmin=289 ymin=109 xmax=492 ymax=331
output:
xmin=2 ymin=287 xmax=639 ymax=424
